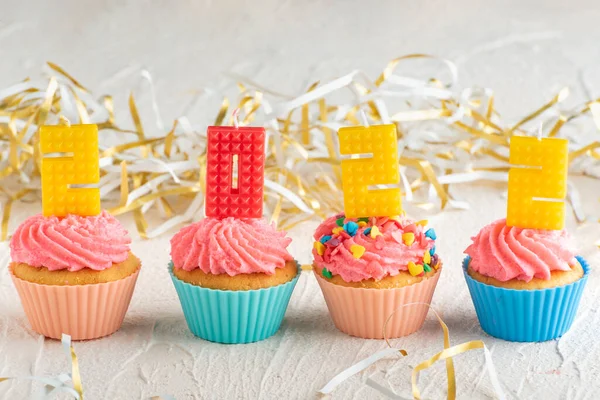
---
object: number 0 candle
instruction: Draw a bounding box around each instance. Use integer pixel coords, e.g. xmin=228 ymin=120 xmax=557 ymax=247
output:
xmin=205 ymin=126 xmax=265 ymax=218
xmin=40 ymin=124 xmax=101 ymax=217
xmin=339 ymin=124 xmax=402 ymax=218
xmin=507 ymin=135 xmax=568 ymax=230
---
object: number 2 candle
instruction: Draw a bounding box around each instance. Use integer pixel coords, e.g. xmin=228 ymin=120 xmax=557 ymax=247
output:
xmin=339 ymin=124 xmax=402 ymax=218
xmin=507 ymin=135 xmax=568 ymax=230
xmin=40 ymin=124 xmax=101 ymax=217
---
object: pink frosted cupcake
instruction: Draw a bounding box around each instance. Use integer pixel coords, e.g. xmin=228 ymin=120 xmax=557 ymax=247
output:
xmin=9 ymin=211 xmax=141 ymax=340
xmin=312 ymin=213 xmax=441 ymax=339
xmin=169 ymin=217 xmax=300 ymax=344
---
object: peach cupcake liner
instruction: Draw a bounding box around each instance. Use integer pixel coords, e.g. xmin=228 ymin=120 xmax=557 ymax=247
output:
xmin=10 ymin=266 xmax=140 ymax=341
xmin=313 ymin=267 xmax=441 ymax=339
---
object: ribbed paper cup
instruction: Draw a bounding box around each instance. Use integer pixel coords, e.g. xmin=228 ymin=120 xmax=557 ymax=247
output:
xmin=463 ymin=256 xmax=589 ymax=342
xmin=10 ymin=265 xmax=140 ymax=341
xmin=169 ymin=262 xmax=300 ymax=344
xmin=313 ymin=266 xmax=441 ymax=339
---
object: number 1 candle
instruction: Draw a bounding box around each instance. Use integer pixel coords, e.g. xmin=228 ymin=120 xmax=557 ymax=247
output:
xmin=205 ymin=126 xmax=266 ymax=218
xmin=339 ymin=124 xmax=402 ymax=218
xmin=40 ymin=124 xmax=101 ymax=217
xmin=507 ymin=135 xmax=568 ymax=230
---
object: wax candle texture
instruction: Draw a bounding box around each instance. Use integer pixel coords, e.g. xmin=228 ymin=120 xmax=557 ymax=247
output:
xmin=40 ymin=124 xmax=100 ymax=217
xmin=507 ymin=136 xmax=568 ymax=230
xmin=205 ymin=126 xmax=265 ymax=218
xmin=339 ymin=124 xmax=402 ymax=218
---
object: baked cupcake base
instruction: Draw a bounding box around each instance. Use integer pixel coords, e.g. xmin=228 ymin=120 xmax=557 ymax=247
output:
xmin=169 ymin=262 xmax=300 ymax=344
xmin=10 ymin=261 xmax=140 ymax=341
xmin=314 ymin=265 xmax=442 ymax=339
xmin=463 ymin=256 xmax=589 ymax=342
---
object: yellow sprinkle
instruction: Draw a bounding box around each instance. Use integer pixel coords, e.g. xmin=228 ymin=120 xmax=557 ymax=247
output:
xmin=314 ymin=241 xmax=325 ymax=256
xmin=416 ymin=219 xmax=428 ymax=226
xmin=332 ymin=227 xmax=344 ymax=235
xmin=402 ymin=232 xmax=415 ymax=246
xmin=358 ymin=221 xmax=367 ymax=227
xmin=390 ymin=215 xmax=401 ymax=222
xmin=350 ymin=244 xmax=366 ymax=259
xmin=423 ymin=250 xmax=431 ymax=265
xmin=370 ymin=225 xmax=382 ymax=239
xmin=408 ymin=261 xmax=424 ymax=276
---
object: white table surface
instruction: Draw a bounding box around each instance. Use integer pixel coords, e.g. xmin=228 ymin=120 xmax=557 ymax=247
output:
xmin=1 ymin=1 xmax=600 ymax=399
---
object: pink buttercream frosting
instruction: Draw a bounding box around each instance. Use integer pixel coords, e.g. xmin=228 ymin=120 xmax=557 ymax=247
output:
xmin=464 ymin=218 xmax=578 ymax=282
xmin=170 ymin=217 xmax=293 ymax=276
xmin=312 ymin=214 xmax=436 ymax=282
xmin=10 ymin=211 xmax=131 ymax=272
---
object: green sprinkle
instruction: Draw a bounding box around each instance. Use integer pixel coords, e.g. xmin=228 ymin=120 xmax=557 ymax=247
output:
xmin=423 ymin=264 xmax=432 ymax=272
xmin=322 ymin=268 xmax=333 ymax=279
xmin=336 ymin=217 xmax=345 ymax=227
xmin=357 ymin=217 xmax=369 ymax=223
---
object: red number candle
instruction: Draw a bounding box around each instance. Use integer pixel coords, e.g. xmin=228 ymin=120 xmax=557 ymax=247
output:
xmin=205 ymin=126 xmax=266 ymax=218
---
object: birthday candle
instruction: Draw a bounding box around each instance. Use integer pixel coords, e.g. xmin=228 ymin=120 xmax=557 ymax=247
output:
xmin=205 ymin=126 xmax=265 ymax=218
xmin=339 ymin=124 xmax=402 ymax=218
xmin=40 ymin=124 xmax=101 ymax=217
xmin=507 ymin=135 xmax=568 ymax=230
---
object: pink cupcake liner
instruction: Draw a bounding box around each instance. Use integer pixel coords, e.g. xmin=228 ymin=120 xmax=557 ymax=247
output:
xmin=314 ymin=268 xmax=441 ymax=339
xmin=10 ymin=266 xmax=140 ymax=341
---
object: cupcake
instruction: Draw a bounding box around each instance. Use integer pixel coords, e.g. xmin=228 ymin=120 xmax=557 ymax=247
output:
xmin=169 ymin=217 xmax=300 ymax=344
xmin=9 ymin=211 xmax=141 ymax=340
xmin=312 ymin=213 xmax=441 ymax=339
xmin=463 ymin=218 xmax=589 ymax=342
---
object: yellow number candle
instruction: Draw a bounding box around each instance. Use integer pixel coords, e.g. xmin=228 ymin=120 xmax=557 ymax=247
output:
xmin=339 ymin=124 xmax=402 ymax=218
xmin=507 ymin=136 xmax=568 ymax=230
xmin=40 ymin=124 xmax=101 ymax=217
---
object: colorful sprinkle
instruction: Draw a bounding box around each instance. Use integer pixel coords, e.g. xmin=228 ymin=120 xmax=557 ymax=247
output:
xmin=343 ymin=221 xmax=359 ymax=236
xmin=322 ymin=268 xmax=333 ymax=279
xmin=425 ymin=228 xmax=437 ymax=240
xmin=350 ymin=244 xmax=366 ymax=259
xmin=370 ymin=225 xmax=382 ymax=239
xmin=423 ymin=263 xmax=432 ymax=272
xmin=314 ymin=241 xmax=325 ymax=256
xmin=358 ymin=217 xmax=370 ymax=223
xmin=332 ymin=227 xmax=344 ymax=235
xmin=423 ymin=250 xmax=431 ymax=265
xmin=402 ymin=232 xmax=415 ymax=246
xmin=408 ymin=261 xmax=424 ymax=276
xmin=358 ymin=221 xmax=367 ymax=227
xmin=320 ymin=235 xmax=332 ymax=244
xmin=430 ymin=246 xmax=436 ymax=256
xmin=328 ymin=238 xmax=340 ymax=247
xmin=390 ymin=215 xmax=401 ymax=222
xmin=364 ymin=227 xmax=372 ymax=236
xmin=432 ymin=254 xmax=440 ymax=269
xmin=416 ymin=219 xmax=428 ymax=226
xmin=336 ymin=217 xmax=345 ymax=227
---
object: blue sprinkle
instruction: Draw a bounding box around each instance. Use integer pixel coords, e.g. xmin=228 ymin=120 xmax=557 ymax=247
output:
xmin=320 ymin=235 xmax=332 ymax=244
xmin=425 ymin=228 xmax=437 ymax=240
xmin=429 ymin=246 xmax=436 ymax=256
xmin=364 ymin=227 xmax=372 ymax=236
xmin=343 ymin=221 xmax=359 ymax=236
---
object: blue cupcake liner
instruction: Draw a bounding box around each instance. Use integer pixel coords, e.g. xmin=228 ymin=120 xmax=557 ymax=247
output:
xmin=169 ymin=262 xmax=300 ymax=344
xmin=463 ymin=256 xmax=589 ymax=342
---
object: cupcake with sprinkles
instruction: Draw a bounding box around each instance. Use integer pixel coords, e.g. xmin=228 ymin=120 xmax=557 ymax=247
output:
xmin=312 ymin=123 xmax=442 ymax=339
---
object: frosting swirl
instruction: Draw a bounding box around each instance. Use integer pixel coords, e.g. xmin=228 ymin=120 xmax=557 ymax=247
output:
xmin=170 ymin=217 xmax=293 ymax=276
xmin=464 ymin=218 xmax=577 ymax=282
xmin=312 ymin=214 xmax=436 ymax=282
xmin=10 ymin=211 xmax=131 ymax=272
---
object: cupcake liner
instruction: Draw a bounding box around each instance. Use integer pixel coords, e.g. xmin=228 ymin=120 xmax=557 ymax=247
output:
xmin=463 ymin=256 xmax=590 ymax=342
xmin=314 ymin=267 xmax=441 ymax=339
xmin=169 ymin=262 xmax=300 ymax=344
xmin=10 ymin=266 xmax=140 ymax=341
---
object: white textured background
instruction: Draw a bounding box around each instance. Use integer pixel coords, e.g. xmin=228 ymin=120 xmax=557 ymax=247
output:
xmin=1 ymin=1 xmax=600 ymax=399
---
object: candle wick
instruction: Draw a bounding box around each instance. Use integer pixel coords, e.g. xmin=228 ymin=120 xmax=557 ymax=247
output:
xmin=359 ymin=109 xmax=369 ymax=127
xmin=59 ymin=116 xmax=71 ymax=127
xmin=537 ymin=123 xmax=543 ymax=141
xmin=232 ymin=108 xmax=240 ymax=129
